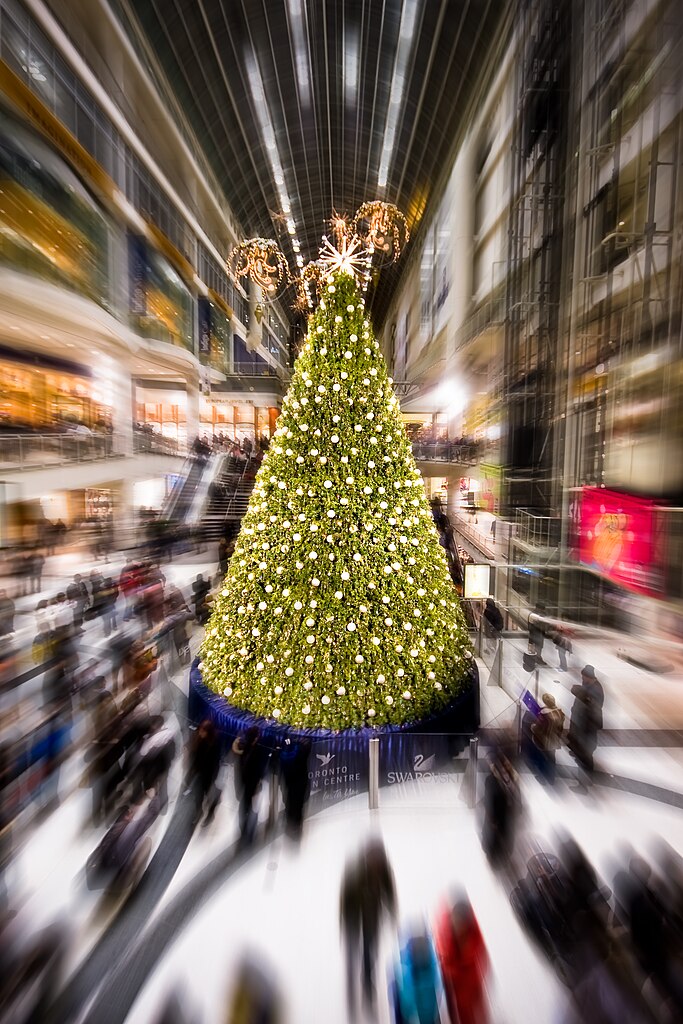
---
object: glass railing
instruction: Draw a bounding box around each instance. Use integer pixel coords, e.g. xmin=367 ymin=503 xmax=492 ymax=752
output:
xmin=0 ymin=432 xmax=118 ymax=470
xmin=230 ymin=362 xmax=289 ymax=380
xmin=411 ymin=442 xmax=479 ymax=463
xmin=132 ymin=430 xmax=183 ymax=456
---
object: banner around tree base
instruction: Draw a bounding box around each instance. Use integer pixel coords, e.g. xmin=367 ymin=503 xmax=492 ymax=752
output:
xmin=188 ymin=659 xmax=479 ymax=807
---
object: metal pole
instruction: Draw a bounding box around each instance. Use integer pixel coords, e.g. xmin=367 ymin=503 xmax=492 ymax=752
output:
xmin=467 ymin=737 xmax=479 ymax=808
xmin=368 ymin=737 xmax=379 ymax=810
xmin=267 ymin=753 xmax=279 ymax=830
xmin=515 ymin=699 xmax=523 ymax=756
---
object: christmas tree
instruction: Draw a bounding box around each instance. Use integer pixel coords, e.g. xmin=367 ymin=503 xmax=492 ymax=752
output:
xmin=200 ymin=264 xmax=472 ymax=729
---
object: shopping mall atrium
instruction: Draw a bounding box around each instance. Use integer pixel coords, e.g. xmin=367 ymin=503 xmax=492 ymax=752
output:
xmin=1 ymin=1 xmax=683 ymax=1022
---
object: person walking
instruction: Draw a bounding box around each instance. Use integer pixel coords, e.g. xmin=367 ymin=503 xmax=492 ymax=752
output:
xmin=192 ymin=574 xmax=211 ymax=625
xmin=29 ymin=551 xmax=45 ymax=595
xmin=185 ymin=718 xmax=222 ymax=825
xmin=481 ymin=752 xmax=519 ymax=867
xmin=100 ymin=577 xmax=118 ymax=637
xmin=279 ymin=739 xmax=311 ymax=838
xmin=553 ymin=626 xmax=572 ymax=671
xmin=0 ymin=590 xmax=15 ymax=638
xmin=232 ymin=726 xmax=269 ymax=842
xmin=530 ymin=693 xmax=565 ymax=784
xmin=567 ymin=665 xmax=604 ymax=787
xmin=340 ymin=838 xmax=397 ymax=1014
xmin=391 ymin=929 xmax=443 ymax=1024
xmin=66 ymin=574 xmax=89 ymax=632
xmin=435 ymin=897 xmax=489 ymax=1024
xmin=528 ymin=602 xmax=547 ymax=665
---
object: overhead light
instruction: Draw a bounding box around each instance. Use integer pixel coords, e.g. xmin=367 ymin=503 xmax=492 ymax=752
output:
xmin=286 ymin=0 xmax=311 ymax=107
xmin=344 ymin=28 xmax=360 ymax=105
xmin=377 ymin=0 xmax=419 ymax=188
xmin=245 ymin=50 xmax=301 ymax=244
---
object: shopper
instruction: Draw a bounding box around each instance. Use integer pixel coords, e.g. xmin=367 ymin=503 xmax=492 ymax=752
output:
xmin=0 ymin=590 xmax=15 ymax=638
xmin=391 ymin=929 xmax=443 ymax=1024
xmin=531 ymin=693 xmax=565 ymax=784
xmin=192 ymin=573 xmax=211 ymax=625
xmin=567 ymin=665 xmax=604 ymax=784
xmin=185 ymin=718 xmax=222 ymax=825
xmin=66 ymin=574 xmax=89 ymax=632
xmin=232 ymin=726 xmax=269 ymax=842
xmin=528 ymin=603 xmax=547 ymax=665
xmin=435 ymin=897 xmax=489 ymax=1024
xmin=340 ymin=838 xmax=397 ymax=1013
xmin=481 ymin=752 xmax=519 ymax=867
xmin=279 ymin=738 xmax=311 ymax=838
xmin=553 ymin=626 xmax=572 ymax=671
xmin=482 ymin=598 xmax=503 ymax=653
xmin=29 ymin=551 xmax=45 ymax=595
xmin=130 ymin=715 xmax=176 ymax=811
xmin=100 ymin=577 xmax=118 ymax=637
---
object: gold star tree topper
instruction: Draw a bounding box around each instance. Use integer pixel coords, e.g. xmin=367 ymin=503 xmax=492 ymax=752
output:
xmin=318 ymin=232 xmax=371 ymax=284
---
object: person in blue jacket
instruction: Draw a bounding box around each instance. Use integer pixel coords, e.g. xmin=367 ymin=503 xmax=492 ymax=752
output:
xmin=392 ymin=929 xmax=444 ymax=1024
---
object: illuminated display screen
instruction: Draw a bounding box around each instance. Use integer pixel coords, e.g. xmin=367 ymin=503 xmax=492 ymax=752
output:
xmin=578 ymin=487 xmax=662 ymax=596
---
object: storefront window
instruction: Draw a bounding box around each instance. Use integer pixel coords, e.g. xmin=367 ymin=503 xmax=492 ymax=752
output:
xmin=135 ymin=388 xmax=188 ymax=448
xmin=0 ymin=111 xmax=109 ymax=303
xmin=0 ymin=354 xmax=111 ymax=431
xmin=128 ymin=234 xmax=193 ymax=352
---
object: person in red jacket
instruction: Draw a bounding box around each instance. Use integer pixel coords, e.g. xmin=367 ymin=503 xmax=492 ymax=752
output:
xmin=435 ymin=896 xmax=489 ymax=1024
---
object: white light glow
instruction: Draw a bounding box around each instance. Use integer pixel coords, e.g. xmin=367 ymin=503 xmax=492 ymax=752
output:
xmin=377 ymin=0 xmax=419 ymax=188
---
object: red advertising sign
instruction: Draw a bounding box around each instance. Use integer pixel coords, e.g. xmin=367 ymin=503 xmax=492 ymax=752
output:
xmin=578 ymin=487 xmax=660 ymax=595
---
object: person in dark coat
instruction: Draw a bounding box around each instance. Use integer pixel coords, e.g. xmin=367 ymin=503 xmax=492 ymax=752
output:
xmin=0 ymin=591 xmax=15 ymax=637
xmin=279 ymin=739 xmax=311 ymax=838
xmin=232 ymin=727 xmax=269 ymax=842
xmin=483 ymin=598 xmax=503 ymax=638
xmin=567 ymin=665 xmax=604 ymax=782
xmin=66 ymin=574 xmax=89 ymax=631
xmin=130 ymin=716 xmax=176 ymax=811
xmin=528 ymin=602 xmax=547 ymax=664
xmin=482 ymin=752 xmax=519 ymax=867
xmin=340 ymin=838 xmax=397 ymax=1013
xmin=185 ymin=719 xmax=222 ymax=825
xmin=192 ymin=574 xmax=211 ymax=625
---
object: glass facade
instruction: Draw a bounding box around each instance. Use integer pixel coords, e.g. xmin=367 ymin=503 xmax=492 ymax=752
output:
xmin=0 ymin=0 xmax=289 ymax=370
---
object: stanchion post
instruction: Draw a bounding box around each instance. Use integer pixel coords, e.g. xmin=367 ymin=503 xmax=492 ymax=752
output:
xmin=368 ymin=737 xmax=379 ymax=810
xmin=467 ymin=737 xmax=479 ymax=808
xmin=515 ymin=699 xmax=523 ymax=756
xmin=268 ymin=753 xmax=279 ymax=830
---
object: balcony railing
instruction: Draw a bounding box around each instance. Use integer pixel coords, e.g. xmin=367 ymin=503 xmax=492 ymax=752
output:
xmin=411 ymin=442 xmax=479 ymax=464
xmin=230 ymin=362 xmax=290 ymax=380
xmin=0 ymin=432 xmax=119 ymax=471
xmin=133 ymin=431 xmax=183 ymax=456
xmin=514 ymin=509 xmax=562 ymax=549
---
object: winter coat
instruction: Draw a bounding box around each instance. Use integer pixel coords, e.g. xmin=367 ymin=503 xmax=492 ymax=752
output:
xmin=435 ymin=906 xmax=489 ymax=1024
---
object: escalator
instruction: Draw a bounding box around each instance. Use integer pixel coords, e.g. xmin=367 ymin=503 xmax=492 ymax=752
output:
xmin=200 ymin=453 xmax=259 ymax=539
xmin=162 ymin=454 xmax=214 ymax=524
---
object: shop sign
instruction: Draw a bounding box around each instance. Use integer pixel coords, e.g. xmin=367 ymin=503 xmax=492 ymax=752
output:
xmin=128 ymin=234 xmax=147 ymax=315
xmin=307 ymin=743 xmax=367 ymax=805
xmin=464 ymin=564 xmax=491 ymax=599
xmin=198 ymin=297 xmax=212 ymax=358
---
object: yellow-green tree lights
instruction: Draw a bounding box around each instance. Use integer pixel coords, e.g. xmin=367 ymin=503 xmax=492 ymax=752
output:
xmin=200 ymin=270 xmax=472 ymax=729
